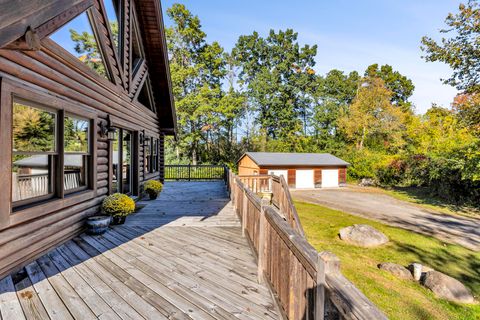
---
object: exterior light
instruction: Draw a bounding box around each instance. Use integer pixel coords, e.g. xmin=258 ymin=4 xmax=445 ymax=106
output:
xmin=102 ymin=115 xmax=116 ymax=141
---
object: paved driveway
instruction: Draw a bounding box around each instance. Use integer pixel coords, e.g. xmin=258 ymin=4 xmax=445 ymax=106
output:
xmin=291 ymin=187 xmax=480 ymax=251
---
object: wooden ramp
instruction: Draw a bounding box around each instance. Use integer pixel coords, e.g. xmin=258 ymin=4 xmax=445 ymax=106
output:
xmin=0 ymin=182 xmax=279 ymax=320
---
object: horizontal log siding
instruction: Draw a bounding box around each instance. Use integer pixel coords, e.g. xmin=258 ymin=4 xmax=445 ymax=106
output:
xmin=0 ymin=41 xmax=163 ymax=278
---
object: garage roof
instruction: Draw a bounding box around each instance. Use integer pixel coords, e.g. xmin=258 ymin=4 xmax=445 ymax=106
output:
xmin=242 ymin=152 xmax=350 ymax=167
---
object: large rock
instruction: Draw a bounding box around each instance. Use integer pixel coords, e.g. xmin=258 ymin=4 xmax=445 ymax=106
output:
xmin=378 ymin=262 xmax=413 ymax=280
xmin=422 ymin=271 xmax=474 ymax=303
xmin=339 ymin=224 xmax=389 ymax=247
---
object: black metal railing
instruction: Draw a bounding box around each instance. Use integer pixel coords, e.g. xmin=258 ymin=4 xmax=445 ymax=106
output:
xmin=165 ymin=164 xmax=227 ymax=181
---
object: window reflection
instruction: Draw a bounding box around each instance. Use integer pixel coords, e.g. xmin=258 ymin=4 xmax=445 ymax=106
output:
xmin=122 ymin=130 xmax=132 ymax=194
xmin=12 ymin=100 xmax=56 ymax=203
xmin=13 ymin=101 xmax=56 ymax=153
xmin=112 ymin=128 xmax=120 ymax=193
xmin=12 ymin=155 xmax=52 ymax=202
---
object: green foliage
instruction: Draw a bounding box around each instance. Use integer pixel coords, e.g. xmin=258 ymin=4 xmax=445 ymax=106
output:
xmin=13 ymin=102 xmax=55 ymax=152
xmin=144 ymin=180 xmax=163 ymax=195
xmin=421 ymin=0 xmax=480 ymax=92
xmin=232 ymin=29 xmax=317 ymax=145
xmin=101 ymin=193 xmax=135 ymax=217
xmin=163 ymin=3 xmax=480 ymax=207
xmin=365 ymin=64 xmax=415 ymax=112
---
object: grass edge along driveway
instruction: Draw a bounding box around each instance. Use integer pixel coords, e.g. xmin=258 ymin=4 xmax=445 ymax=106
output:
xmin=295 ymin=201 xmax=480 ymax=320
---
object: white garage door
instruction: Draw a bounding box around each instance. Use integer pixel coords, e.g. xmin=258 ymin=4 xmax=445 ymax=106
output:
xmin=268 ymin=170 xmax=288 ymax=179
xmin=322 ymin=169 xmax=339 ymax=188
xmin=295 ymin=170 xmax=314 ymax=189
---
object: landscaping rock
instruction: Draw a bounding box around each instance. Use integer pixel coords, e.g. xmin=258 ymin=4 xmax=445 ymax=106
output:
xmin=359 ymin=178 xmax=376 ymax=187
xmin=339 ymin=224 xmax=389 ymax=247
xmin=407 ymin=263 xmax=435 ymax=280
xmin=422 ymin=271 xmax=474 ymax=303
xmin=378 ymin=262 xmax=413 ymax=280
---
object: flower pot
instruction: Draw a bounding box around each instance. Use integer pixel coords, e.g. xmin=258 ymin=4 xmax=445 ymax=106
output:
xmin=86 ymin=215 xmax=111 ymax=235
xmin=148 ymin=192 xmax=158 ymax=200
xmin=111 ymin=215 xmax=126 ymax=225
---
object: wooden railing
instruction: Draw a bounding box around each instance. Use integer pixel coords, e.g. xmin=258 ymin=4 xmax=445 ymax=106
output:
xmin=165 ymin=164 xmax=227 ymax=181
xmin=237 ymin=174 xmax=305 ymax=237
xmin=229 ymin=171 xmax=387 ymax=320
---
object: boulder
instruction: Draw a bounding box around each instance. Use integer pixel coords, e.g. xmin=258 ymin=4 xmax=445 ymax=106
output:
xmin=359 ymin=178 xmax=376 ymax=187
xmin=378 ymin=262 xmax=413 ymax=280
xmin=422 ymin=271 xmax=474 ymax=303
xmin=339 ymin=224 xmax=389 ymax=247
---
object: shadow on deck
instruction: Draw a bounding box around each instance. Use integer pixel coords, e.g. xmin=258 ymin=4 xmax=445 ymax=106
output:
xmin=0 ymin=182 xmax=279 ymax=320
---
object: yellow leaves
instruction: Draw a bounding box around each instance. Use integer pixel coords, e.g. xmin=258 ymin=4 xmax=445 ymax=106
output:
xmin=144 ymin=180 xmax=163 ymax=194
xmin=101 ymin=193 xmax=135 ymax=216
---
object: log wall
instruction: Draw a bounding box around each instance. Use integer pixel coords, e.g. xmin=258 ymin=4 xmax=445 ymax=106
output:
xmin=0 ymin=0 xmax=169 ymax=278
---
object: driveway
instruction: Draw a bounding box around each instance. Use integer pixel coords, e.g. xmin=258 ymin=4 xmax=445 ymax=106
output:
xmin=291 ymin=187 xmax=480 ymax=251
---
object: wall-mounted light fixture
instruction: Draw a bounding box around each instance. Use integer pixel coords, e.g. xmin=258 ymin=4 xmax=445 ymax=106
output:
xmin=144 ymin=134 xmax=151 ymax=147
xmin=100 ymin=115 xmax=117 ymax=141
xmin=140 ymin=129 xmax=145 ymax=146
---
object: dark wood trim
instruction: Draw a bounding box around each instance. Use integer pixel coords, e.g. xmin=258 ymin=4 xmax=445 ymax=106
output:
xmin=0 ymin=0 xmax=86 ymax=48
xmin=57 ymin=109 xmax=65 ymax=199
xmin=36 ymin=0 xmax=94 ymax=39
xmin=9 ymin=190 xmax=96 ymax=228
xmin=0 ymin=78 xmax=12 ymax=228
xmin=132 ymin=131 xmax=139 ymax=196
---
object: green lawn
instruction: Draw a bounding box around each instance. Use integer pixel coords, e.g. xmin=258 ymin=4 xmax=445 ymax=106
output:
xmin=295 ymin=201 xmax=480 ymax=320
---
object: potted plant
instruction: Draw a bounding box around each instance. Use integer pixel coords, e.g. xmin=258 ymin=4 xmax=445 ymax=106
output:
xmin=85 ymin=215 xmax=111 ymax=235
xmin=102 ymin=193 xmax=135 ymax=225
xmin=144 ymin=180 xmax=163 ymax=200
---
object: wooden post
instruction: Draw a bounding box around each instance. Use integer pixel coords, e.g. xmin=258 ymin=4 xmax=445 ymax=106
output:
xmin=242 ymin=189 xmax=248 ymax=237
xmin=257 ymin=206 xmax=266 ymax=283
xmin=188 ymin=164 xmax=191 ymax=181
xmin=316 ymin=252 xmax=326 ymax=320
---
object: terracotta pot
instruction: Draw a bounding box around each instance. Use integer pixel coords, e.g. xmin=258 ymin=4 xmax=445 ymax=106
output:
xmin=86 ymin=215 xmax=111 ymax=235
xmin=111 ymin=216 xmax=126 ymax=225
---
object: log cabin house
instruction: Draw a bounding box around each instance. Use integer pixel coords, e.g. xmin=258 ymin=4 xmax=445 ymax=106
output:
xmin=238 ymin=152 xmax=349 ymax=188
xmin=0 ymin=0 xmax=176 ymax=278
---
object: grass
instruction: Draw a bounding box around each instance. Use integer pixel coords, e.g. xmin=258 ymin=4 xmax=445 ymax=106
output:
xmin=295 ymin=201 xmax=480 ymax=320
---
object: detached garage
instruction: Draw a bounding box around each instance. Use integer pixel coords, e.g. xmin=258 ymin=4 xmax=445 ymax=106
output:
xmin=237 ymin=152 xmax=349 ymax=189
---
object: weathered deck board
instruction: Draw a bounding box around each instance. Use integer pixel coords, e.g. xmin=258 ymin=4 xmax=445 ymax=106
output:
xmin=0 ymin=182 xmax=278 ymax=320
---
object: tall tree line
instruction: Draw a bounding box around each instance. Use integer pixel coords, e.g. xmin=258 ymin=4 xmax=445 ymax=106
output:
xmin=166 ymin=2 xmax=480 ymax=206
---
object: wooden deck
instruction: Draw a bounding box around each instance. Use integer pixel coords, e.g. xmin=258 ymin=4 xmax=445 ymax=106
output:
xmin=0 ymin=182 xmax=279 ymax=320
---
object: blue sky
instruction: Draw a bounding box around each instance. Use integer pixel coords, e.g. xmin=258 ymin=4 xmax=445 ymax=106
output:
xmin=161 ymin=0 xmax=462 ymax=114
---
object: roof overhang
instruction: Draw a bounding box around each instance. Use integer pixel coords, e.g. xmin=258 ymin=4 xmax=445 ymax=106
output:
xmin=135 ymin=0 xmax=177 ymax=136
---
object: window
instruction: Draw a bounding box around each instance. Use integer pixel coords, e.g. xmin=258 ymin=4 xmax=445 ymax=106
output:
xmin=12 ymin=100 xmax=56 ymax=204
xmin=144 ymin=137 xmax=159 ymax=174
xmin=112 ymin=128 xmax=133 ymax=195
xmin=104 ymin=0 xmax=121 ymax=52
xmin=11 ymin=99 xmax=92 ymax=207
xmin=49 ymin=10 xmax=110 ymax=79
xmin=64 ymin=116 xmax=90 ymax=192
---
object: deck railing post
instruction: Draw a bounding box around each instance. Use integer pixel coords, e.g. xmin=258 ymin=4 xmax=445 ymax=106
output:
xmin=257 ymin=205 xmax=267 ymax=284
xmin=316 ymin=252 xmax=326 ymax=320
xmin=242 ymin=189 xmax=248 ymax=237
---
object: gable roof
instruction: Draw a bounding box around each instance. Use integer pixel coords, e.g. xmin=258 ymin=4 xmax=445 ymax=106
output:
xmin=240 ymin=152 xmax=350 ymax=167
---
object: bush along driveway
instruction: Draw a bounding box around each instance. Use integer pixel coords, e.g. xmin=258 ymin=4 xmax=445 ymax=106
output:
xmin=291 ymin=187 xmax=480 ymax=251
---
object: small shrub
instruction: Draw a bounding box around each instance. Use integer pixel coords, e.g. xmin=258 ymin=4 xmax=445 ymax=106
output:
xmin=144 ymin=180 xmax=163 ymax=196
xmin=102 ymin=193 xmax=135 ymax=216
